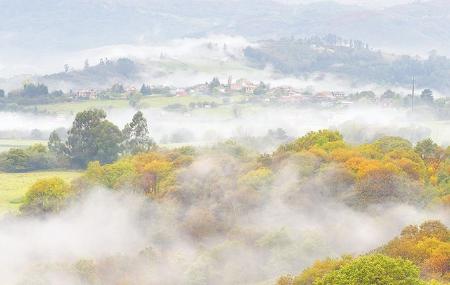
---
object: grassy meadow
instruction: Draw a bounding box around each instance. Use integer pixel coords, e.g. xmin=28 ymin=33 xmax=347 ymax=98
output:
xmin=32 ymin=95 xmax=240 ymax=114
xmin=0 ymin=171 xmax=82 ymax=214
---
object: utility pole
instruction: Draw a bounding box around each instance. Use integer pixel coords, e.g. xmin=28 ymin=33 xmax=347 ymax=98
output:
xmin=411 ymin=76 xmax=415 ymax=113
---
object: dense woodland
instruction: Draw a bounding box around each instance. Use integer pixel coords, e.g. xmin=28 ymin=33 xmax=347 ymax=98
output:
xmin=6 ymin=109 xmax=448 ymax=284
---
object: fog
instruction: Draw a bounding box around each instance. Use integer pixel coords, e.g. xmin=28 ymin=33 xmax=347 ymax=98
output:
xmin=1 ymin=104 xmax=448 ymax=149
xmin=1 ymin=168 xmax=448 ymax=284
xmin=1 ymin=1 xmax=449 ymax=284
xmin=0 ymin=0 xmax=446 ymax=78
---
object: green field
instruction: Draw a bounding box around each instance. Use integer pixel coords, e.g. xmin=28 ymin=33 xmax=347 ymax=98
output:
xmin=0 ymin=171 xmax=82 ymax=214
xmin=33 ymin=95 xmax=234 ymax=114
xmin=35 ymin=99 xmax=129 ymax=113
xmin=0 ymin=139 xmax=47 ymax=153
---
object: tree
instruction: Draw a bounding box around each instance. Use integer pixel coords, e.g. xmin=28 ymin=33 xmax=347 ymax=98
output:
xmin=254 ymin=81 xmax=269 ymax=95
xmin=128 ymin=92 xmax=143 ymax=109
xmin=279 ymin=130 xmax=343 ymax=153
xmin=48 ymin=131 xmax=65 ymax=155
xmin=381 ymin=90 xmax=397 ymax=100
xmin=22 ymin=83 xmax=48 ymax=97
xmin=85 ymin=160 xmax=135 ymax=189
xmin=209 ymin=77 xmax=221 ymax=91
xmin=291 ymin=256 xmax=353 ymax=285
xmin=66 ymin=109 xmax=123 ymax=167
xmin=0 ymin=89 xmax=4 ymax=97
xmin=238 ymin=167 xmax=273 ymax=190
xmin=140 ymin=84 xmax=152 ymax=95
xmin=92 ymin=120 xmax=123 ymax=164
xmin=122 ymin=111 xmax=154 ymax=155
xmin=421 ymin=89 xmax=434 ymax=104
xmin=20 ymin=177 xmax=72 ymax=215
xmin=380 ymin=221 xmax=449 ymax=282
xmin=415 ymin=139 xmax=442 ymax=161
xmin=315 ymin=254 xmax=423 ymax=285
xmin=1 ymin=148 xmax=29 ymax=172
xmin=111 ymin=83 xmax=125 ymax=94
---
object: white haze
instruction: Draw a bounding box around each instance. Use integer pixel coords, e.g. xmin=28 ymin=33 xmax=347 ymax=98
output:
xmin=1 ymin=178 xmax=448 ymax=284
xmin=1 ymin=105 xmax=448 ymax=147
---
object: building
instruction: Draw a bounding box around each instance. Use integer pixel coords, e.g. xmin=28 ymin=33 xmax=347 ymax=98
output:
xmin=331 ymin=91 xmax=346 ymax=98
xmin=314 ymin=91 xmax=335 ymax=101
xmin=176 ymin=89 xmax=189 ymax=97
xmin=227 ymin=78 xmax=258 ymax=94
xmin=75 ymin=89 xmax=97 ymax=100
xmin=237 ymin=79 xmax=257 ymax=94
xmin=126 ymin=86 xmax=138 ymax=93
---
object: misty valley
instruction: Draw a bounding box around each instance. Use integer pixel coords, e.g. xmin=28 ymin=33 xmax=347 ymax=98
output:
xmin=0 ymin=0 xmax=449 ymax=284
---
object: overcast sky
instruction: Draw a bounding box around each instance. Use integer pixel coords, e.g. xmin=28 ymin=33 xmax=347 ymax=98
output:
xmin=278 ymin=0 xmax=421 ymax=8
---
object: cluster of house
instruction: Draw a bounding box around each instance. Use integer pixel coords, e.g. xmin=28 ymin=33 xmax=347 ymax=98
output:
xmin=72 ymin=85 xmax=138 ymax=100
xmin=73 ymin=89 xmax=98 ymax=100
xmin=70 ymin=78 xmax=350 ymax=107
xmin=178 ymin=77 xmax=259 ymax=96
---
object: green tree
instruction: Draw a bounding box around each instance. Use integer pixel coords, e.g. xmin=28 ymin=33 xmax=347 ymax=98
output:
xmin=314 ymin=254 xmax=424 ymax=285
xmin=279 ymin=130 xmax=343 ymax=153
xmin=1 ymin=148 xmax=29 ymax=172
xmin=140 ymin=84 xmax=152 ymax=95
xmin=22 ymin=83 xmax=48 ymax=97
xmin=128 ymin=92 xmax=143 ymax=109
xmin=292 ymin=256 xmax=353 ymax=285
xmin=415 ymin=139 xmax=442 ymax=161
xmin=20 ymin=177 xmax=72 ymax=215
xmin=421 ymin=89 xmax=434 ymax=105
xmin=92 ymin=120 xmax=123 ymax=164
xmin=48 ymin=130 xmax=65 ymax=155
xmin=122 ymin=111 xmax=154 ymax=155
xmin=254 ymin=81 xmax=269 ymax=95
xmin=66 ymin=109 xmax=123 ymax=167
xmin=209 ymin=77 xmax=221 ymax=92
xmin=111 ymin=83 xmax=125 ymax=94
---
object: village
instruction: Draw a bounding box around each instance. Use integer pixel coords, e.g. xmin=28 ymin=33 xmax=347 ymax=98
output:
xmin=71 ymin=76 xmax=358 ymax=108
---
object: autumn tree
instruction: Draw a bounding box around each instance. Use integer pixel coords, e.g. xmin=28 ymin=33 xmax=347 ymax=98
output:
xmin=20 ymin=177 xmax=72 ymax=215
xmin=380 ymin=221 xmax=449 ymax=282
xmin=278 ymin=130 xmax=343 ymax=153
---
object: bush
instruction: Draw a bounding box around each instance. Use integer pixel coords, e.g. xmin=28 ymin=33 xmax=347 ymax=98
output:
xmin=0 ymin=144 xmax=61 ymax=172
xmin=20 ymin=177 xmax=72 ymax=215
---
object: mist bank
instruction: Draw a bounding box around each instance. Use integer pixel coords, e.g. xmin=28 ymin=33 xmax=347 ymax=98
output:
xmin=1 ymin=105 xmax=449 ymax=148
xmin=1 ymin=189 xmax=447 ymax=285
xmin=3 ymin=130 xmax=450 ymax=285
xmin=2 ymin=115 xmax=449 ymax=284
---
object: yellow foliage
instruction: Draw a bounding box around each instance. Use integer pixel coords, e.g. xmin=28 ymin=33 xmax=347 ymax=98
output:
xmin=239 ymin=167 xmax=273 ymax=190
xmin=330 ymin=148 xmax=361 ymax=163
xmin=293 ymin=256 xmax=353 ymax=285
xmin=132 ymin=152 xmax=169 ymax=173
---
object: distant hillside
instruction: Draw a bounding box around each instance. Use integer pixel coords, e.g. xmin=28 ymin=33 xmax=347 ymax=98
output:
xmin=244 ymin=36 xmax=450 ymax=92
xmin=41 ymin=58 xmax=142 ymax=90
xmin=1 ymin=0 xmax=450 ymax=56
